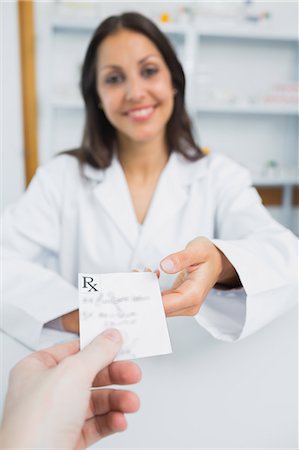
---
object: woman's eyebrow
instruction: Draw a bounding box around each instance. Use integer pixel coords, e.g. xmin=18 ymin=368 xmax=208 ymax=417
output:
xmin=99 ymin=54 xmax=160 ymax=72
xmin=98 ymin=64 xmax=121 ymax=72
xmin=138 ymin=54 xmax=160 ymax=64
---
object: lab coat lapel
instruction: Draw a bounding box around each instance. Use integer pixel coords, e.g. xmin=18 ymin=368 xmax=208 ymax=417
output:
xmin=83 ymin=152 xmax=207 ymax=253
xmin=143 ymin=153 xmax=187 ymax=232
xmin=88 ymin=157 xmax=139 ymax=248
xmin=138 ymin=152 xmax=205 ymax=244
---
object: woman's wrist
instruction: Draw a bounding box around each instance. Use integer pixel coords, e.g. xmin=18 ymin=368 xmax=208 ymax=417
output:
xmin=214 ymin=247 xmax=242 ymax=289
xmin=61 ymin=310 xmax=79 ymax=334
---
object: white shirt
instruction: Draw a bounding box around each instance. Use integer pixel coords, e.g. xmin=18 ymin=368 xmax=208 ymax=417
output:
xmin=1 ymin=152 xmax=297 ymax=349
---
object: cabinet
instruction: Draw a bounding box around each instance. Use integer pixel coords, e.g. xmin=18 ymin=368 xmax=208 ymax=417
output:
xmin=34 ymin=2 xmax=298 ymax=233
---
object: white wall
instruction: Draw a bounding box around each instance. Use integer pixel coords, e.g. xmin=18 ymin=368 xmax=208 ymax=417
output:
xmin=1 ymin=1 xmax=25 ymax=212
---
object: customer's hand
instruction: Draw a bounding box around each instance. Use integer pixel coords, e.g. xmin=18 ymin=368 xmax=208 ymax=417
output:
xmin=0 ymin=329 xmax=141 ymax=450
xmin=160 ymin=236 xmax=241 ymax=316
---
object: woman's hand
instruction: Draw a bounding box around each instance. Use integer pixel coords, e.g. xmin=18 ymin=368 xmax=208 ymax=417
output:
xmin=160 ymin=237 xmax=241 ymax=317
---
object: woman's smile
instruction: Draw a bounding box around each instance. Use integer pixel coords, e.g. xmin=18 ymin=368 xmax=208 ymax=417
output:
xmin=123 ymin=104 xmax=157 ymax=122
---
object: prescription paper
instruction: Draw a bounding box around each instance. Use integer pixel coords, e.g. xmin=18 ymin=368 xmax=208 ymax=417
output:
xmin=79 ymin=272 xmax=172 ymax=360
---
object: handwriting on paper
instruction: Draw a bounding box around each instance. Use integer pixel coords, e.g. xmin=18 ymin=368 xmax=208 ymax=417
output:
xmin=79 ymin=272 xmax=172 ymax=360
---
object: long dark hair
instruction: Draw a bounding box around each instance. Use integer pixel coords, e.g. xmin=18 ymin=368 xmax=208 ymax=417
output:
xmin=69 ymin=12 xmax=204 ymax=168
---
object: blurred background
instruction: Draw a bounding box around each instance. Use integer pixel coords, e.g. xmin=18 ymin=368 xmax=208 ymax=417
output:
xmin=2 ymin=0 xmax=299 ymax=235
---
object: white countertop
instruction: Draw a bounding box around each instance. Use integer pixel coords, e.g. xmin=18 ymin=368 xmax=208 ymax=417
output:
xmin=1 ymin=309 xmax=297 ymax=449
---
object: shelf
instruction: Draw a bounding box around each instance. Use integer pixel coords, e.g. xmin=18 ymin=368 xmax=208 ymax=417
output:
xmin=51 ymin=99 xmax=84 ymax=110
xmin=194 ymin=22 xmax=299 ymax=42
xmin=51 ymin=18 xmax=299 ymax=42
xmin=195 ymin=103 xmax=299 ymax=116
xmin=50 ymin=99 xmax=299 ymax=117
xmin=51 ymin=18 xmax=98 ymax=33
xmin=253 ymin=177 xmax=299 ymax=187
xmin=50 ymin=18 xmax=189 ymax=34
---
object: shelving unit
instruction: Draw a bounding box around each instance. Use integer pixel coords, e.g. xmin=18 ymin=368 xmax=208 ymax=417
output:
xmin=196 ymin=104 xmax=298 ymax=115
xmin=50 ymin=99 xmax=299 ymax=116
xmin=34 ymin=2 xmax=298 ymax=233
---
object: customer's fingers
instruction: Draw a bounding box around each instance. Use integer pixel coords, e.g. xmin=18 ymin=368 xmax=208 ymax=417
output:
xmin=71 ymin=329 xmax=122 ymax=384
xmin=86 ymin=389 xmax=140 ymax=419
xmin=92 ymin=361 xmax=142 ymax=387
xmin=15 ymin=340 xmax=81 ymax=375
xmin=81 ymin=411 xmax=127 ymax=447
xmin=41 ymin=339 xmax=80 ymax=363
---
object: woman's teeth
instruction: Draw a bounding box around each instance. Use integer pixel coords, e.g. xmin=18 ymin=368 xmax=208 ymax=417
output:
xmin=128 ymin=106 xmax=154 ymax=118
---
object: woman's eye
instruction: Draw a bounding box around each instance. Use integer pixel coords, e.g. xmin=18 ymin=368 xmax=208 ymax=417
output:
xmin=105 ymin=73 xmax=124 ymax=85
xmin=142 ymin=66 xmax=158 ymax=78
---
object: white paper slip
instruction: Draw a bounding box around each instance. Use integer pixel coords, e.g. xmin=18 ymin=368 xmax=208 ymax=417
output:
xmin=79 ymin=272 xmax=172 ymax=360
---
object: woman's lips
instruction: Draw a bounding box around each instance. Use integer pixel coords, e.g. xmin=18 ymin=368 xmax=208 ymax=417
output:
xmin=124 ymin=105 xmax=156 ymax=121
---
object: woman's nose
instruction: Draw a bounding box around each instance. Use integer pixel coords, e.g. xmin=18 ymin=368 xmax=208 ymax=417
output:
xmin=125 ymin=77 xmax=146 ymax=102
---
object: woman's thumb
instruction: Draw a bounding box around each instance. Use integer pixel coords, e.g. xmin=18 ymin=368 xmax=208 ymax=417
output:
xmin=160 ymin=250 xmax=193 ymax=274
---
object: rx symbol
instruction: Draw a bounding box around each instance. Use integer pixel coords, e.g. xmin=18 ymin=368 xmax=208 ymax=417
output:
xmin=82 ymin=276 xmax=98 ymax=292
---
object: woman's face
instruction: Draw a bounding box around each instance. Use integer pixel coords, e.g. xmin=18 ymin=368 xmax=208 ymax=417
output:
xmin=96 ymin=28 xmax=175 ymax=146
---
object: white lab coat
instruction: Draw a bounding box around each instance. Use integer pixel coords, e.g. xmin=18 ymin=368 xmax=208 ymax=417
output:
xmin=1 ymin=152 xmax=297 ymax=349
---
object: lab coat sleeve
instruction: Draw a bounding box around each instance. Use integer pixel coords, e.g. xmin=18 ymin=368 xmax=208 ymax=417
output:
xmin=1 ymin=159 xmax=79 ymax=350
xmin=194 ymin=155 xmax=298 ymax=341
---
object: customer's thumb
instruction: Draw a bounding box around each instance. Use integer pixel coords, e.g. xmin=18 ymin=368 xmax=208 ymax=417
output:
xmin=74 ymin=329 xmax=122 ymax=383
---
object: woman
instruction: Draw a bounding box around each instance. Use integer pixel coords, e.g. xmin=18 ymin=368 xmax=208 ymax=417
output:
xmin=2 ymin=12 xmax=297 ymax=349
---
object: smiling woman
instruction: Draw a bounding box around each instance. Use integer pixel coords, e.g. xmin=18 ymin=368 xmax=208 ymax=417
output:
xmin=75 ymin=12 xmax=204 ymax=169
xmin=1 ymin=11 xmax=297 ymax=349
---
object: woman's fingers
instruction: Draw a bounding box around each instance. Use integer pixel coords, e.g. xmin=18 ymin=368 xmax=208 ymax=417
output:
xmin=160 ymin=237 xmax=212 ymax=274
xmin=144 ymin=267 xmax=161 ymax=278
xmin=160 ymin=250 xmax=192 ymax=274
xmin=161 ymin=249 xmax=220 ymax=317
xmin=170 ymin=270 xmax=188 ymax=290
xmin=166 ymin=305 xmax=200 ymax=317
xmin=160 ymin=247 xmax=204 ymax=274
xmin=162 ymin=278 xmax=207 ymax=315
xmin=132 ymin=267 xmax=160 ymax=278
xmin=92 ymin=361 xmax=142 ymax=388
xmin=162 ymin=291 xmax=203 ymax=316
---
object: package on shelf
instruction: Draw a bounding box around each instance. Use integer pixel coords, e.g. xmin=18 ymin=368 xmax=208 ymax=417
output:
xmin=195 ymin=2 xmax=245 ymax=20
xmin=261 ymin=162 xmax=299 ymax=183
xmin=53 ymin=1 xmax=100 ymax=19
xmin=263 ymin=82 xmax=299 ymax=105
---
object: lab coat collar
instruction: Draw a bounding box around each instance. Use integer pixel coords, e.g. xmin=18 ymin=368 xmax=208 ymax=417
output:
xmin=163 ymin=151 xmax=208 ymax=186
xmin=82 ymin=151 xmax=208 ymax=249
xmin=82 ymin=162 xmax=105 ymax=182
xmin=82 ymin=151 xmax=208 ymax=185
